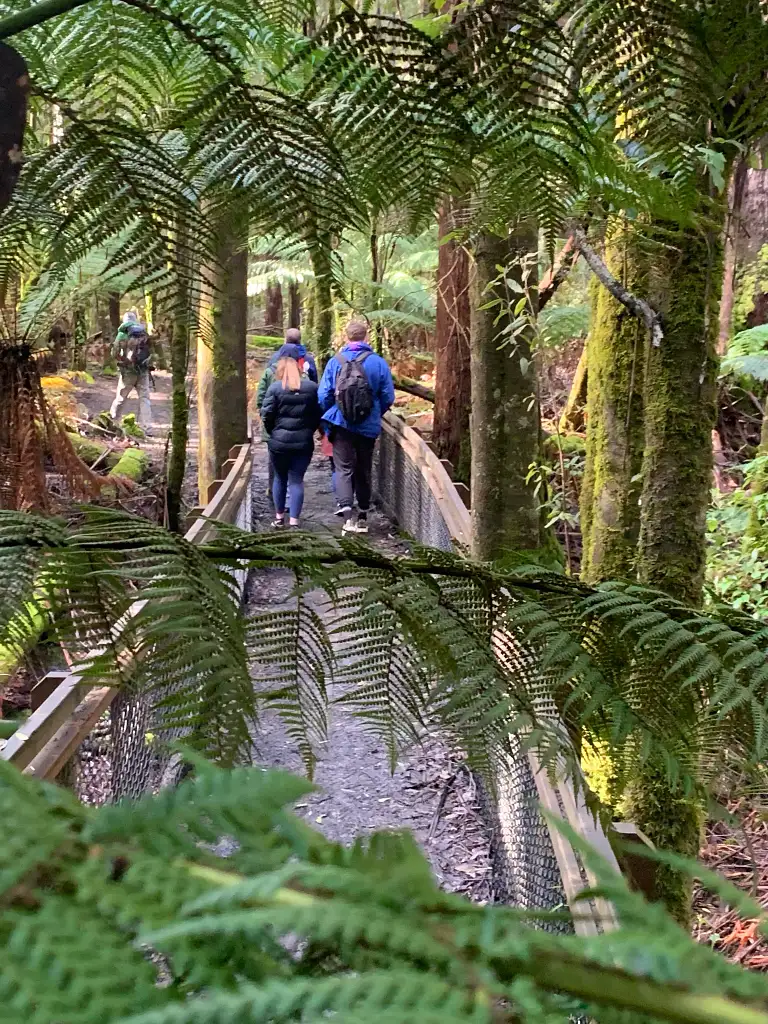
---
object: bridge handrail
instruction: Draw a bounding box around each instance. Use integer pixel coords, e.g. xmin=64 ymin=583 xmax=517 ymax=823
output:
xmin=1 ymin=440 xmax=253 ymax=784
xmin=379 ymin=411 xmax=621 ymax=934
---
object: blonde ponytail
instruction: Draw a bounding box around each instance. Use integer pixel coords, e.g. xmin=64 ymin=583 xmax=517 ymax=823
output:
xmin=276 ymin=357 xmax=302 ymax=391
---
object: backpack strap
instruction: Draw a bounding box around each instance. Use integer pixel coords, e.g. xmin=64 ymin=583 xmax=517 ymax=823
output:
xmin=337 ymin=353 xmax=347 ymax=365
xmin=354 ymin=351 xmax=372 ymax=363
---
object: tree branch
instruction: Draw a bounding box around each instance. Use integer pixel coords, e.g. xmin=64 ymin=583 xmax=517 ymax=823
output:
xmin=571 ymin=227 xmax=664 ymax=346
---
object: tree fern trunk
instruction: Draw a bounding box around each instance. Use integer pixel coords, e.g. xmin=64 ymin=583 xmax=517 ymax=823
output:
xmin=197 ymin=208 xmax=248 ymax=503
xmin=470 ymin=225 xmax=548 ymax=564
xmin=580 ymin=224 xmax=645 ymax=584
xmin=433 ymin=197 xmax=471 ymax=483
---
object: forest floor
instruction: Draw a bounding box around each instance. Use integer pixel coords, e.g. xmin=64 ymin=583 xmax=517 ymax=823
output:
xmin=245 ymin=434 xmax=494 ymax=902
xmin=70 ymin=366 xmax=199 ymax=513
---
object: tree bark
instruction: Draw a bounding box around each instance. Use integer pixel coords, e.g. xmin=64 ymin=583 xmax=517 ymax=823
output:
xmin=197 ymin=208 xmax=248 ymax=503
xmin=0 ymin=44 xmax=27 ymax=217
xmin=558 ymin=343 xmax=587 ymax=432
xmin=264 ymin=282 xmax=283 ymax=336
xmin=470 ymin=225 xmax=550 ymax=565
xmin=167 ymin=303 xmax=189 ymax=533
xmin=637 ymin=217 xmax=723 ymax=605
xmin=580 ymin=226 xmax=646 ymax=584
xmin=288 ymin=281 xmax=301 ymax=329
xmin=433 ymin=198 xmax=471 ymax=483
xmin=310 ymin=236 xmax=333 ymax=367
xmin=718 ymin=158 xmax=748 ymax=353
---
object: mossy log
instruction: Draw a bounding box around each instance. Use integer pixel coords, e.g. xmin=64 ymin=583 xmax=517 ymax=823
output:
xmin=109 ymin=448 xmax=149 ymax=482
xmin=66 ymin=432 xmax=120 ymax=470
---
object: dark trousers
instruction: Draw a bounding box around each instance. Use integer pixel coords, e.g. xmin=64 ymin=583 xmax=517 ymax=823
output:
xmin=331 ymin=426 xmax=376 ymax=512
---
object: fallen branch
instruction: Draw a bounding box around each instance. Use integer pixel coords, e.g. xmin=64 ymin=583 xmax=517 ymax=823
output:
xmin=393 ymin=373 xmax=435 ymax=403
xmin=571 ymin=227 xmax=664 ymax=347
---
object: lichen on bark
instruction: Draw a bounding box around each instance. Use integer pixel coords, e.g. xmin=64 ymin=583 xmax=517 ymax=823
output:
xmin=470 ymin=225 xmax=551 ymax=564
xmin=197 ymin=203 xmax=249 ymax=504
xmin=581 ymin=225 xmax=646 ymax=584
xmin=637 ymin=218 xmax=723 ymax=605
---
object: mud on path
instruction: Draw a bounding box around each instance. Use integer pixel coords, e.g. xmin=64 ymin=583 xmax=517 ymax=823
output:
xmin=246 ymin=434 xmax=494 ymax=903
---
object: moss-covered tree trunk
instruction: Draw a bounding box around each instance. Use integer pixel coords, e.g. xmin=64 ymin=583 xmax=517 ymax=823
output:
xmin=470 ymin=225 xmax=545 ymax=564
xmin=166 ymin=302 xmax=189 ymax=533
xmin=309 ymin=236 xmax=333 ymax=367
xmin=197 ymin=209 xmax=248 ymax=504
xmin=637 ymin=220 xmax=723 ymax=605
xmin=433 ymin=198 xmax=471 ymax=483
xmin=626 ymin=213 xmax=724 ymax=928
xmin=580 ymin=226 xmax=646 ymax=584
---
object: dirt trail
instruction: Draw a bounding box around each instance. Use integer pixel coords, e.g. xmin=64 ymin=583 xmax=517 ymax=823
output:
xmin=246 ymin=434 xmax=494 ymax=902
xmin=71 ymin=367 xmax=199 ymax=510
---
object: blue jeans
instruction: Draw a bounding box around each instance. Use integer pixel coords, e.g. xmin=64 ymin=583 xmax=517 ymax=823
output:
xmin=271 ymin=449 xmax=313 ymax=519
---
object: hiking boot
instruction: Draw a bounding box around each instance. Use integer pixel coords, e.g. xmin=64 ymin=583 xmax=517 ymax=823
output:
xmin=271 ymin=517 xmax=285 ymax=529
xmin=355 ymin=512 xmax=369 ymax=534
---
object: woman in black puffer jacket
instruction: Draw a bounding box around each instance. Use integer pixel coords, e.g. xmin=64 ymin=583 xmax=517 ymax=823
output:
xmin=260 ymin=356 xmax=321 ymax=527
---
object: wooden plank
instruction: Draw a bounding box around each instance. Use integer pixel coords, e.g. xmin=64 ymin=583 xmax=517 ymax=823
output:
xmin=30 ymin=670 xmax=68 ymax=712
xmin=2 ymin=675 xmax=86 ymax=770
xmin=206 ymin=479 xmax=224 ymax=504
xmin=453 ymin=482 xmax=471 ymax=509
xmin=24 ymin=686 xmax=116 ymax=782
xmin=439 ymin=458 xmax=454 ymax=479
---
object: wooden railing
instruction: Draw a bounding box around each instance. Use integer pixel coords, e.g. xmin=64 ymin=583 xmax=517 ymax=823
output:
xmin=1 ymin=440 xmax=252 ymax=783
xmin=378 ymin=412 xmax=628 ymax=934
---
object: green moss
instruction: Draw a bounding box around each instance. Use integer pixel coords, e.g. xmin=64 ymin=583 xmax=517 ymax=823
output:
xmin=624 ymin=759 xmax=703 ymax=927
xmin=66 ymin=433 xmax=120 ymax=470
xmin=542 ymin=432 xmax=585 ymax=458
xmin=120 ymin=413 xmax=145 ymax=439
xmin=581 ymin=228 xmax=645 ymax=585
xmin=248 ymin=334 xmax=282 ymax=350
xmin=109 ymin=448 xmax=149 ymax=482
xmin=637 ymin=217 xmax=724 ymax=605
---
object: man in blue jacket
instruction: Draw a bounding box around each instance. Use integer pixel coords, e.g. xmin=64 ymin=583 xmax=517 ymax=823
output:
xmin=318 ymin=320 xmax=395 ymax=535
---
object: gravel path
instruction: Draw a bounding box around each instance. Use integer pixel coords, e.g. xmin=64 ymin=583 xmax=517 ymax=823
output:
xmin=246 ymin=434 xmax=494 ymax=902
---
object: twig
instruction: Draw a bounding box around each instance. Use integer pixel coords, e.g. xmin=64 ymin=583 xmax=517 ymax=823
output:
xmin=428 ymin=772 xmax=457 ymax=840
xmin=89 ymin=446 xmax=115 ymax=472
xmin=571 ymin=227 xmax=664 ymax=347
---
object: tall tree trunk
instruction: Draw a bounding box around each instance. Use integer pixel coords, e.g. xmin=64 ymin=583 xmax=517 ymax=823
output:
xmin=197 ymin=209 xmax=248 ymax=503
xmin=0 ymin=44 xmax=27 ymax=217
xmin=288 ymin=281 xmax=301 ymax=329
xmin=264 ymin=282 xmax=283 ymax=336
xmin=167 ymin=304 xmax=189 ymax=533
xmin=580 ymin=225 xmax=646 ymax=583
xmin=433 ymin=198 xmax=471 ymax=483
xmin=718 ymin=158 xmax=748 ymax=353
xmin=626 ymin=210 xmax=725 ymax=928
xmin=637 ymin=217 xmax=723 ymax=605
xmin=470 ymin=225 xmax=549 ymax=565
xmin=310 ymin=236 xmax=333 ymax=367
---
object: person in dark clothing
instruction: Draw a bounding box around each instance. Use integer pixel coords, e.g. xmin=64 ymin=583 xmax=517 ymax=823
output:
xmin=256 ymin=335 xmax=317 ymax=499
xmin=317 ymin=320 xmax=395 ymax=535
xmin=260 ymin=355 xmax=321 ymax=527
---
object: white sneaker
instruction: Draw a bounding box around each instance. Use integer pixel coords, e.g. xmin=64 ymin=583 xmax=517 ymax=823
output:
xmin=342 ymin=517 xmax=357 ymax=536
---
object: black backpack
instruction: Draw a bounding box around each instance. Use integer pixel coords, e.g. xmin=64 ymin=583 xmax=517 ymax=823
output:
xmin=335 ymin=350 xmax=373 ymax=425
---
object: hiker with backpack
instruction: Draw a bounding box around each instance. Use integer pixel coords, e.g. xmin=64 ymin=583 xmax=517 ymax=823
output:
xmin=109 ymin=311 xmax=153 ymax=428
xmin=317 ymin=320 xmax=395 ymax=535
xmin=260 ymin=353 xmax=321 ymax=528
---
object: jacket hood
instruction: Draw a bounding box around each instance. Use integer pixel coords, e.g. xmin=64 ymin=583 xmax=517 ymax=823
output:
xmin=276 ymin=343 xmax=304 ymax=361
xmin=342 ymin=341 xmax=373 ymax=355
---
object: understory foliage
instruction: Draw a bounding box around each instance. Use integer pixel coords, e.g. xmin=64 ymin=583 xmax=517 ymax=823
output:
xmin=4 ymin=755 xmax=768 ymax=1024
xmin=3 ymin=510 xmax=768 ymax=809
